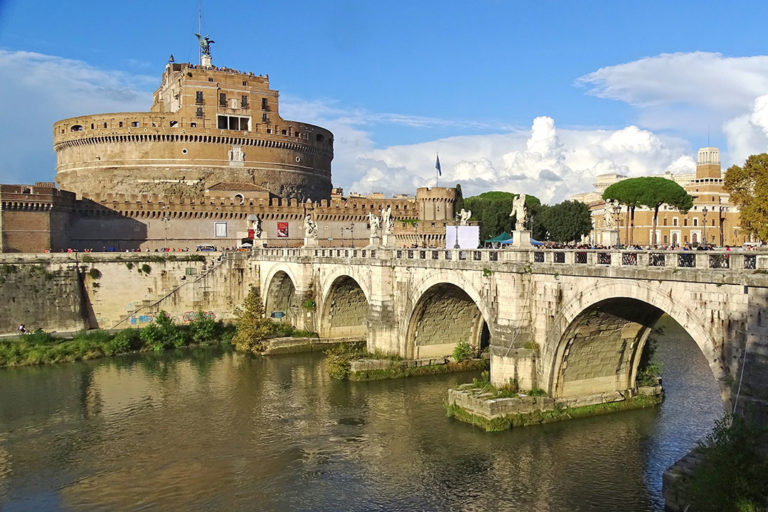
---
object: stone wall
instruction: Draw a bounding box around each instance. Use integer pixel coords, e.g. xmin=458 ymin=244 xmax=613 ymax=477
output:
xmin=0 ymin=253 xmax=257 ymax=335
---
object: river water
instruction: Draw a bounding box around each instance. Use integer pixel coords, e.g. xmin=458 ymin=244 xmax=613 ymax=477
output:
xmin=0 ymin=316 xmax=721 ymax=511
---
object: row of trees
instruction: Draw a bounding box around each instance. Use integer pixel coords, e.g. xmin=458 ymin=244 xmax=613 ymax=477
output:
xmin=460 ymin=151 xmax=768 ymax=246
xmin=462 ymin=191 xmax=593 ymax=243
xmin=602 ymin=176 xmax=692 ymax=246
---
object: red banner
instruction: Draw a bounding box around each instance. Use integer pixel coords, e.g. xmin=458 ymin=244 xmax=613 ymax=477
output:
xmin=277 ymin=222 xmax=289 ymax=238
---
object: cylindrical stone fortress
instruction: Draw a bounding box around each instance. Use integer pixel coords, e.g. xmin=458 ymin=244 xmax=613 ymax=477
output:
xmin=53 ymin=62 xmax=333 ymax=201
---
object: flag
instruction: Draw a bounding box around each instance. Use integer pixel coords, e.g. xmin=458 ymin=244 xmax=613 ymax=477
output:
xmin=435 ymin=154 xmax=442 ymax=176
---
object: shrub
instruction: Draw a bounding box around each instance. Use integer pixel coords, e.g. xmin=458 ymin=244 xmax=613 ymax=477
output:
xmin=232 ymin=287 xmax=273 ymax=352
xmin=140 ymin=263 xmax=152 ymax=274
xmin=125 ymin=262 xmax=134 ymax=270
xmin=452 ymin=341 xmax=473 ymax=362
xmin=188 ymin=311 xmax=217 ymax=344
xmin=686 ymin=414 xmax=768 ymax=511
xmin=325 ymin=344 xmax=362 ymax=380
xmin=88 ymin=268 xmax=102 ymax=279
xmin=108 ymin=329 xmax=143 ymax=354
xmin=140 ymin=311 xmax=187 ymax=351
xmin=302 ymin=299 xmax=316 ymax=310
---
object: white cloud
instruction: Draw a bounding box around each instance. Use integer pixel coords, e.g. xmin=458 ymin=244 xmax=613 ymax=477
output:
xmin=577 ymin=52 xmax=768 ymax=113
xmin=576 ymin=51 xmax=768 ymax=166
xmin=0 ymin=50 xmax=154 ymax=184
xmin=319 ymin=115 xmax=694 ymax=204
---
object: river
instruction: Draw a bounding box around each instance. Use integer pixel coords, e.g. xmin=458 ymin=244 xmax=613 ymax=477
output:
xmin=0 ymin=316 xmax=722 ymax=511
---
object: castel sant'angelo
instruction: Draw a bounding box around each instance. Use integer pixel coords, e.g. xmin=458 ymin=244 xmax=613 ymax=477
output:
xmin=0 ymin=39 xmax=457 ymax=252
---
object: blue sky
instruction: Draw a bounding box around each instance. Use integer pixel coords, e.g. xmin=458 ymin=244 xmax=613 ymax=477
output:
xmin=2 ymin=0 xmax=768 ymax=202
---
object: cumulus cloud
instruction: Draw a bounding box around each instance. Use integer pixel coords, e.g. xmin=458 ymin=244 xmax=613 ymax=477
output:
xmin=0 ymin=50 xmax=154 ymax=183
xmin=577 ymin=51 xmax=768 ymax=166
xmin=329 ymin=116 xmax=693 ymax=204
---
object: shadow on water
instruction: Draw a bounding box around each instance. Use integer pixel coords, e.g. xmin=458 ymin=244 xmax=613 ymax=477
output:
xmin=0 ymin=325 xmax=721 ymax=512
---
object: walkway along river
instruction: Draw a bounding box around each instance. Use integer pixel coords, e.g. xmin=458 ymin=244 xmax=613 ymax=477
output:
xmin=0 ymin=315 xmax=721 ymax=511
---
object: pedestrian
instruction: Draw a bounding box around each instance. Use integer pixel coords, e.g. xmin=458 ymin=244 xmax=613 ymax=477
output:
xmin=18 ymin=323 xmax=26 ymax=334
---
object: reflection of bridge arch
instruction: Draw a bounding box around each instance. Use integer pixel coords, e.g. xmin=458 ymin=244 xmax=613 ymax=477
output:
xmin=319 ymin=274 xmax=370 ymax=338
xmin=264 ymin=270 xmax=298 ymax=324
xmin=544 ymin=281 xmax=728 ymax=407
xmin=406 ymin=281 xmax=490 ymax=360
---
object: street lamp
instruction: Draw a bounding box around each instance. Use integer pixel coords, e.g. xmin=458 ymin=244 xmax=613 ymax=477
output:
xmin=702 ymin=206 xmax=708 ymax=248
xmin=162 ymin=205 xmax=170 ymax=251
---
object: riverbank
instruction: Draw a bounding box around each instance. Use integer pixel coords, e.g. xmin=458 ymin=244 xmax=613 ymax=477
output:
xmin=0 ymin=313 xmax=235 ymax=368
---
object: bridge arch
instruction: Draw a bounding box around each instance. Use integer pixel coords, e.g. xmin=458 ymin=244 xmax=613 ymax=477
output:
xmin=263 ymin=269 xmax=299 ymax=325
xmin=318 ymin=273 xmax=370 ymax=338
xmin=544 ymin=281 xmax=729 ymax=408
xmin=405 ymin=276 xmax=490 ymax=360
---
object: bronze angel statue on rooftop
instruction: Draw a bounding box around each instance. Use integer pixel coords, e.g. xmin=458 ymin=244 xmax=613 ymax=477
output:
xmin=195 ymin=34 xmax=215 ymax=56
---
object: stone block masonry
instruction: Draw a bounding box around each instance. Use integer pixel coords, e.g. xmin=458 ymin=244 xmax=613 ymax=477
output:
xmin=0 ymin=252 xmax=258 ymax=334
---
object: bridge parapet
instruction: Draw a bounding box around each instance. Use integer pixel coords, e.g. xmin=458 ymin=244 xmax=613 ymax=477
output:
xmin=251 ymin=247 xmax=768 ymax=286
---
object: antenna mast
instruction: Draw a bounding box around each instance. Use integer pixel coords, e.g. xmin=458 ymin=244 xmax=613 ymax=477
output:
xmin=198 ymin=0 xmax=202 ymax=65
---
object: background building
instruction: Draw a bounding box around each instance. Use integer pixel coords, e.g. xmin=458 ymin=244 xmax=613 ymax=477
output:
xmin=1 ymin=52 xmax=459 ymax=253
xmin=577 ymin=147 xmax=747 ymax=247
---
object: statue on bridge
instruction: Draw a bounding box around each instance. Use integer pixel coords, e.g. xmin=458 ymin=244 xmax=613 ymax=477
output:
xmin=368 ymin=212 xmax=380 ymax=238
xmin=303 ymin=214 xmax=318 ymax=240
xmin=459 ymin=208 xmax=472 ymax=226
xmin=603 ymin=202 xmax=617 ymax=229
xmin=380 ymin=206 xmax=393 ymax=235
xmin=510 ymin=194 xmax=527 ymax=231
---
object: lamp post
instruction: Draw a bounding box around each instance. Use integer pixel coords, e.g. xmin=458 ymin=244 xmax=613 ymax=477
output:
xmin=162 ymin=205 xmax=170 ymax=251
xmin=613 ymin=202 xmax=622 ymax=247
xmin=702 ymin=206 xmax=708 ymax=248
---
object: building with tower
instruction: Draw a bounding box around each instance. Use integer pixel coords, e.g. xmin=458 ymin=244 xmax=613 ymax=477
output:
xmin=1 ymin=41 xmax=458 ymax=253
xmin=576 ymin=146 xmax=748 ymax=247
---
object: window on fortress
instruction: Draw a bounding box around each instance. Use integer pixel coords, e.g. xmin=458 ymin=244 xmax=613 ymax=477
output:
xmin=90 ymin=123 xmax=94 ymax=129
xmin=214 ymin=222 xmax=227 ymax=237
xmin=119 ymin=122 xmax=123 ymax=127
xmin=242 ymin=81 xmax=247 ymax=86
xmin=219 ymin=93 xmax=227 ymax=106
xmin=316 ymin=134 xmax=324 ymax=142
xmin=195 ymin=91 xmax=203 ymax=104
xmin=196 ymin=108 xmax=203 ymax=117
xmin=170 ymin=120 xmax=178 ymax=127
xmin=241 ymin=95 xmax=248 ymax=108
xmin=190 ymin=122 xmax=197 ymax=128
xmin=262 ymin=98 xmax=268 ymax=109
xmin=70 ymin=125 xmax=83 ymax=132
xmin=694 ymin=218 xmax=698 ymax=226
xmin=281 ymin=129 xmax=287 ymax=135
xmin=103 ymin=122 xmax=107 ymax=128
xmin=131 ymin=122 xmax=139 ymax=127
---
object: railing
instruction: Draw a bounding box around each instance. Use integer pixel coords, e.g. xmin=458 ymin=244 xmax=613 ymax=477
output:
xmin=250 ymin=247 xmax=766 ymax=272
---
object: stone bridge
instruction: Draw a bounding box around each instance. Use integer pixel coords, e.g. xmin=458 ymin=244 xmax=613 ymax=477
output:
xmin=251 ymin=246 xmax=768 ymax=422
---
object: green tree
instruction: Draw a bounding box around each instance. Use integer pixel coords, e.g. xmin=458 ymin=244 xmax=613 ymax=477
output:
xmin=638 ymin=177 xmax=693 ymax=247
xmin=464 ymin=191 xmax=541 ymax=242
xmin=603 ymin=179 xmax=644 ymax=246
xmin=603 ymin=177 xmax=691 ymax=247
xmin=232 ymin=286 xmax=274 ymax=352
xmin=724 ymin=153 xmax=768 ymax=242
xmin=454 ymin=184 xmax=465 ymax=216
xmin=541 ymin=200 xmax=593 ymax=243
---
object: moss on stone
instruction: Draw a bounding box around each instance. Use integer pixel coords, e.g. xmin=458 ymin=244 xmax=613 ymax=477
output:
xmin=446 ymin=393 xmax=662 ymax=432
xmin=349 ymin=358 xmax=489 ymax=381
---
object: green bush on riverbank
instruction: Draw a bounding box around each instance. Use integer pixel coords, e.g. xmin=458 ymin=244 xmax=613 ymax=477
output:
xmin=0 ymin=312 xmax=235 ymax=367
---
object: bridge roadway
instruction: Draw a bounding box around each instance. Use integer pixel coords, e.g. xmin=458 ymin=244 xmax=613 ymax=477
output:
xmin=252 ymin=246 xmax=768 ymax=422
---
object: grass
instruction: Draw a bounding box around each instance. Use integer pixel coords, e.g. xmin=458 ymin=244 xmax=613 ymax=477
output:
xmin=0 ymin=313 xmax=235 ymax=368
xmin=349 ymin=359 xmax=489 ymax=381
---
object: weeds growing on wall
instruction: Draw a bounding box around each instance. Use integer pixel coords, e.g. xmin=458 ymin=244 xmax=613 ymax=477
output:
xmin=0 ymin=312 xmax=235 ymax=367
xmin=452 ymin=341 xmax=473 ymax=362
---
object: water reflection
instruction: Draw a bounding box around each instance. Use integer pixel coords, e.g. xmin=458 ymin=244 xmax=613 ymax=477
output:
xmin=0 ymin=322 xmax=721 ymax=511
